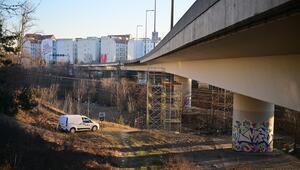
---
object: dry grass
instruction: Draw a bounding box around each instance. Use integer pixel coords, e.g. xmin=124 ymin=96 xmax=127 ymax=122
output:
xmin=84 ymin=160 xmax=114 ymax=170
xmin=12 ymin=106 xmax=114 ymax=156
xmin=163 ymin=156 xmax=199 ymax=170
xmin=0 ymin=162 xmax=13 ymax=170
xmin=101 ymin=121 xmax=137 ymax=132
xmin=2 ymin=108 xmax=300 ymax=169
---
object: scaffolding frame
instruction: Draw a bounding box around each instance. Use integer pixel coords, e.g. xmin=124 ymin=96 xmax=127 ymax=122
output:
xmin=185 ymin=84 xmax=233 ymax=131
xmin=163 ymin=81 xmax=183 ymax=132
xmin=146 ymin=70 xmax=183 ymax=131
xmin=210 ymin=86 xmax=233 ymax=129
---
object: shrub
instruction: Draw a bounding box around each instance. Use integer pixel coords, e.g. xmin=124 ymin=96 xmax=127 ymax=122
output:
xmin=18 ymin=87 xmax=38 ymax=110
xmin=116 ymin=115 xmax=125 ymax=125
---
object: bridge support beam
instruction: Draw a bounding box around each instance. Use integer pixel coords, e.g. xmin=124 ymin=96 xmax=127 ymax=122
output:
xmin=232 ymin=94 xmax=274 ymax=152
xmin=174 ymin=76 xmax=192 ymax=108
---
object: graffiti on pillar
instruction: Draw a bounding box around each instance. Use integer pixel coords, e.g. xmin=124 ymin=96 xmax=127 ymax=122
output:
xmin=232 ymin=120 xmax=272 ymax=152
xmin=183 ymin=96 xmax=191 ymax=108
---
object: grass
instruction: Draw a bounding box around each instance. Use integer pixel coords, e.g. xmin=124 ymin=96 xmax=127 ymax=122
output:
xmin=163 ymin=156 xmax=198 ymax=170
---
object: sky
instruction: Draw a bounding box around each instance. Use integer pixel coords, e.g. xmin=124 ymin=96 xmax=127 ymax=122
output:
xmin=32 ymin=0 xmax=196 ymax=39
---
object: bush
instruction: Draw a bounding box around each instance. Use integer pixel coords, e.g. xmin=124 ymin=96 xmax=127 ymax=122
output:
xmin=0 ymin=66 xmax=37 ymax=116
xmin=18 ymin=87 xmax=38 ymax=110
xmin=116 ymin=115 xmax=125 ymax=125
xmin=0 ymin=86 xmax=37 ymax=116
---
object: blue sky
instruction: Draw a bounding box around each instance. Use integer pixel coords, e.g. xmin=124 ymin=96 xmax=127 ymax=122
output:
xmin=33 ymin=0 xmax=196 ymax=39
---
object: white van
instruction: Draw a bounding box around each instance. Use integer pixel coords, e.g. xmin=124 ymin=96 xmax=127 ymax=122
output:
xmin=58 ymin=115 xmax=100 ymax=133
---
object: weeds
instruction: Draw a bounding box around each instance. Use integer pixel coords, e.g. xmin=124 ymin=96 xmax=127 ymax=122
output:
xmin=163 ymin=156 xmax=198 ymax=170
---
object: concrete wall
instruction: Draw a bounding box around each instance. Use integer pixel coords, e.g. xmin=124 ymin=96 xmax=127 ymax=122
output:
xmin=125 ymin=55 xmax=300 ymax=112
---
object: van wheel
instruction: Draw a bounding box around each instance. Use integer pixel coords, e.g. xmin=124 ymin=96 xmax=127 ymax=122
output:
xmin=57 ymin=125 xmax=63 ymax=132
xmin=92 ymin=126 xmax=97 ymax=132
xmin=70 ymin=128 xmax=76 ymax=133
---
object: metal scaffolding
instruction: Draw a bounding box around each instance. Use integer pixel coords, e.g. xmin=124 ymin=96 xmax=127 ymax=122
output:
xmin=146 ymin=71 xmax=183 ymax=131
xmin=210 ymin=86 xmax=233 ymax=130
xmin=184 ymin=84 xmax=233 ymax=131
xmin=162 ymin=81 xmax=183 ymax=132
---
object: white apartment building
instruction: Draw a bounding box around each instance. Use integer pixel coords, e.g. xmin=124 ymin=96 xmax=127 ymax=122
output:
xmin=127 ymin=38 xmax=154 ymax=61
xmin=23 ymin=34 xmax=43 ymax=58
xmin=56 ymin=39 xmax=75 ymax=64
xmin=41 ymin=35 xmax=56 ymax=63
xmin=101 ymin=35 xmax=130 ymax=63
xmin=101 ymin=36 xmax=115 ymax=63
xmin=23 ymin=40 xmax=41 ymax=58
xmin=76 ymin=37 xmax=100 ymax=64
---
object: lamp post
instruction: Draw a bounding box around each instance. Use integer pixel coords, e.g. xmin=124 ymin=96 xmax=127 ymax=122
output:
xmin=145 ymin=9 xmax=154 ymax=55
xmin=154 ymin=0 xmax=157 ymax=46
xmin=171 ymin=0 xmax=174 ymax=30
xmin=136 ymin=25 xmax=143 ymax=39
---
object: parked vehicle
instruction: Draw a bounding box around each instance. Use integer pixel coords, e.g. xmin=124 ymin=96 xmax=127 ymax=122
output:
xmin=58 ymin=115 xmax=100 ymax=133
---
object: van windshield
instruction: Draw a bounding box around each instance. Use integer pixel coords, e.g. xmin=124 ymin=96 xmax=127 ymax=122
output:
xmin=82 ymin=117 xmax=92 ymax=123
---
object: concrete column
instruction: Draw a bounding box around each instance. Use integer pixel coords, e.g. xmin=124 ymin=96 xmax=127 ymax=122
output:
xmin=232 ymin=94 xmax=274 ymax=152
xmin=174 ymin=76 xmax=192 ymax=108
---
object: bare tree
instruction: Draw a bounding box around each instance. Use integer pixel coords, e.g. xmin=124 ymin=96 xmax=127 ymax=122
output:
xmin=74 ymin=80 xmax=86 ymax=115
xmin=39 ymin=83 xmax=59 ymax=105
xmin=0 ymin=0 xmax=27 ymax=16
xmin=0 ymin=0 xmax=39 ymax=64
xmin=16 ymin=1 xmax=38 ymax=58
xmin=87 ymin=80 xmax=96 ymax=116
xmin=63 ymin=91 xmax=73 ymax=114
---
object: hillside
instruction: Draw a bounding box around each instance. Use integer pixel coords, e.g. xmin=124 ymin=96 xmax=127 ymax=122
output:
xmin=1 ymin=104 xmax=300 ymax=169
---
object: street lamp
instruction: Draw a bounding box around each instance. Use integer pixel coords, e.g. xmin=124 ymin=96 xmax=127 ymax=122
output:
xmin=154 ymin=0 xmax=157 ymax=46
xmin=171 ymin=0 xmax=174 ymax=30
xmin=136 ymin=25 xmax=143 ymax=39
xmin=145 ymin=9 xmax=154 ymax=55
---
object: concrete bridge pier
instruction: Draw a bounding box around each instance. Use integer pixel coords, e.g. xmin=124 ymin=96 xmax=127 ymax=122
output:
xmin=174 ymin=76 xmax=192 ymax=108
xmin=232 ymin=94 xmax=274 ymax=152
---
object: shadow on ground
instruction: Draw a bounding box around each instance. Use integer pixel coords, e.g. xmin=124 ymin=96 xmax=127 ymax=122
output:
xmin=0 ymin=117 xmax=112 ymax=170
xmin=1 ymin=115 xmax=300 ymax=170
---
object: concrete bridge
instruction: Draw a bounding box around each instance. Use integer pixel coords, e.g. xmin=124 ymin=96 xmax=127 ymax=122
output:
xmin=80 ymin=0 xmax=300 ymax=153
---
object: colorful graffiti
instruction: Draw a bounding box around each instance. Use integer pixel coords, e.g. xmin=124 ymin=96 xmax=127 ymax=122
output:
xmin=232 ymin=120 xmax=273 ymax=152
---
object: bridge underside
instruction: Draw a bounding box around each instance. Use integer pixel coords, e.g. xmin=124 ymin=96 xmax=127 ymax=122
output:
xmin=125 ymin=13 xmax=300 ymax=112
xmin=80 ymin=6 xmax=300 ymax=153
xmin=121 ymin=12 xmax=300 ymax=152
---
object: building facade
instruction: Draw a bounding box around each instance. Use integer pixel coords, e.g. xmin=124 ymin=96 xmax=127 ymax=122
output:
xmin=76 ymin=37 xmax=100 ymax=64
xmin=101 ymin=35 xmax=130 ymax=63
xmin=23 ymin=34 xmax=56 ymax=64
xmin=23 ymin=34 xmax=43 ymax=59
xmin=55 ymin=39 xmax=75 ymax=64
xmin=23 ymin=41 xmax=41 ymax=59
xmin=127 ymin=38 xmax=154 ymax=61
xmin=41 ymin=35 xmax=56 ymax=63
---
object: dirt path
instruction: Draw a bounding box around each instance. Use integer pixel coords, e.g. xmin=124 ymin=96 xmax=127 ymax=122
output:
xmin=118 ymin=131 xmax=135 ymax=167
